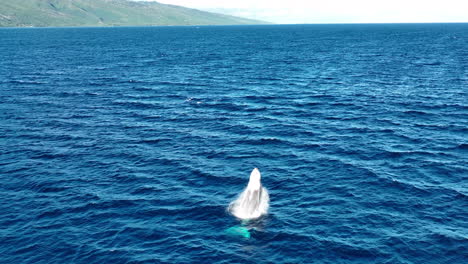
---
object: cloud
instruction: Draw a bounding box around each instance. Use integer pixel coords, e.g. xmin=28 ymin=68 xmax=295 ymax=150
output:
xmin=141 ymin=0 xmax=468 ymax=23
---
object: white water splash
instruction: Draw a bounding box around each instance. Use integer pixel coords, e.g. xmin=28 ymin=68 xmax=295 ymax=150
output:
xmin=228 ymin=168 xmax=269 ymax=220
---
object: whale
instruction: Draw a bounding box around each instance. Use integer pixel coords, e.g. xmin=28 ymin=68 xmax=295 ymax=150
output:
xmin=228 ymin=168 xmax=269 ymax=220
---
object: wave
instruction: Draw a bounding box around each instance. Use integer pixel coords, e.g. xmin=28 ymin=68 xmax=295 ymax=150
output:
xmin=112 ymin=100 xmax=160 ymax=109
xmin=2 ymin=24 xmax=467 ymax=264
xmin=237 ymin=137 xmax=288 ymax=146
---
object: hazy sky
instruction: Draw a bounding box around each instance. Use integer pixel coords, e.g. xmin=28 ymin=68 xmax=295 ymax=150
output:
xmin=146 ymin=0 xmax=468 ymax=24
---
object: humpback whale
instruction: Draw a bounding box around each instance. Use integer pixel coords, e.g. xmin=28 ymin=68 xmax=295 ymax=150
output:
xmin=228 ymin=168 xmax=269 ymax=220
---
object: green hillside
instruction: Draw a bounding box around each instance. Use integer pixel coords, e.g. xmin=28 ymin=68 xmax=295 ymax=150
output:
xmin=0 ymin=0 xmax=266 ymax=27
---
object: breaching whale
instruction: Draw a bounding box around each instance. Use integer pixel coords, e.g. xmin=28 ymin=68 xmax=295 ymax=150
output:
xmin=228 ymin=168 xmax=269 ymax=220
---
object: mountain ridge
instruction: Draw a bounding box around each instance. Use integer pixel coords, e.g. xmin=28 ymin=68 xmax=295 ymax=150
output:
xmin=0 ymin=0 xmax=267 ymax=27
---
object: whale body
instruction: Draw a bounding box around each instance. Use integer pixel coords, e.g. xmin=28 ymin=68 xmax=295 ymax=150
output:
xmin=228 ymin=168 xmax=269 ymax=220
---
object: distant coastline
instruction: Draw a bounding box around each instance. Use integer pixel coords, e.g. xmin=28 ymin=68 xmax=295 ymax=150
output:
xmin=0 ymin=0 xmax=268 ymax=28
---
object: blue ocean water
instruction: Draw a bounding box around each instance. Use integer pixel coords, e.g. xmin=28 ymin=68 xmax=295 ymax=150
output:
xmin=1 ymin=24 xmax=467 ymax=263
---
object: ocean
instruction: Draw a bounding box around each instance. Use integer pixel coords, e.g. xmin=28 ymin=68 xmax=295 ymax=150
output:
xmin=0 ymin=24 xmax=467 ymax=263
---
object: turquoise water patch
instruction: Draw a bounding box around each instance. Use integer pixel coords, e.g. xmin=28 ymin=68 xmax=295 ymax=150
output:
xmin=225 ymin=226 xmax=251 ymax=238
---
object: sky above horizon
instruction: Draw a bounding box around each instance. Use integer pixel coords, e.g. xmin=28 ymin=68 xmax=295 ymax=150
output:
xmin=143 ymin=0 xmax=468 ymax=24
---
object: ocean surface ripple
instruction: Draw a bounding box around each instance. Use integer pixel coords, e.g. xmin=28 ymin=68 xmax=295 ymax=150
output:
xmin=1 ymin=24 xmax=467 ymax=263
